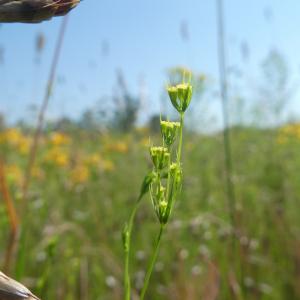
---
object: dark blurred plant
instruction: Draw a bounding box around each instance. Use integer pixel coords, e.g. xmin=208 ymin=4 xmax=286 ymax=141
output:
xmin=148 ymin=114 xmax=167 ymax=133
xmin=255 ymin=49 xmax=292 ymax=126
xmin=111 ymin=71 xmax=140 ymax=132
xmin=78 ymin=109 xmax=101 ymax=131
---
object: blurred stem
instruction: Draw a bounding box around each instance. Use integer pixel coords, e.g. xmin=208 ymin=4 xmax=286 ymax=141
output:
xmin=0 ymin=158 xmax=19 ymax=273
xmin=216 ymin=0 xmax=236 ymax=229
xmin=124 ymin=201 xmax=140 ymax=300
xmin=21 ymin=16 xmax=68 ymax=215
xmin=216 ymin=0 xmax=242 ymax=295
xmin=140 ymin=224 xmax=164 ymax=300
xmin=0 ymin=159 xmax=19 ymax=234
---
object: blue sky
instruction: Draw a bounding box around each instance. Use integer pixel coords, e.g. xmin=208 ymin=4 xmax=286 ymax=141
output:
xmin=1 ymin=0 xmax=300 ymax=126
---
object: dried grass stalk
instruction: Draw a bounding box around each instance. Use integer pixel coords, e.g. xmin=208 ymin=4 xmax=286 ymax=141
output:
xmin=0 ymin=0 xmax=80 ymax=23
xmin=0 ymin=271 xmax=40 ymax=299
xmin=0 ymin=158 xmax=20 ymax=274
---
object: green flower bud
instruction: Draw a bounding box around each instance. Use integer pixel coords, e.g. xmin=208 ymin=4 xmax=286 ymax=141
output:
xmin=157 ymin=185 xmax=166 ymax=201
xmin=170 ymin=162 xmax=182 ymax=189
xmin=170 ymin=162 xmax=179 ymax=174
xmin=177 ymin=83 xmax=193 ymax=112
xmin=167 ymin=86 xmax=179 ymax=111
xmin=158 ymin=200 xmax=168 ymax=223
xmin=150 ymin=183 xmax=168 ymax=223
xmin=167 ymin=83 xmax=193 ymax=113
xmin=160 ymin=120 xmax=180 ymax=146
xmin=150 ymin=146 xmax=170 ymax=170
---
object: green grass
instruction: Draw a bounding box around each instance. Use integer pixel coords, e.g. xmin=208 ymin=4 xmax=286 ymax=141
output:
xmin=0 ymin=126 xmax=300 ymax=299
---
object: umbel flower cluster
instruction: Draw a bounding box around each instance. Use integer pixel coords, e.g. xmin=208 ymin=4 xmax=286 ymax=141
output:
xmin=148 ymin=82 xmax=192 ymax=225
xmin=123 ymin=78 xmax=193 ymax=300
xmin=149 ymin=134 xmax=181 ymax=224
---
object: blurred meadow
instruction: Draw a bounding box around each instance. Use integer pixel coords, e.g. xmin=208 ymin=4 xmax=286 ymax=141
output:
xmin=0 ymin=0 xmax=300 ymax=299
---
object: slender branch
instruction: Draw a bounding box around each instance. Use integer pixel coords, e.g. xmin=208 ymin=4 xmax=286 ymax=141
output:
xmin=140 ymin=225 xmax=164 ymax=300
xmin=124 ymin=201 xmax=140 ymax=300
xmin=216 ymin=0 xmax=236 ymax=229
xmin=177 ymin=113 xmax=184 ymax=163
xmin=0 ymin=159 xmax=19 ymax=233
xmin=21 ymin=16 xmax=68 ymax=214
xmin=166 ymin=113 xmax=184 ymax=218
xmin=0 ymin=158 xmax=20 ymax=273
xmin=165 ymin=145 xmax=171 ymax=202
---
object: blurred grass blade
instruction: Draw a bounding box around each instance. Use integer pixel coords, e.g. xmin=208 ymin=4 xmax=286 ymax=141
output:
xmin=0 ymin=158 xmax=19 ymax=274
xmin=22 ymin=16 xmax=68 ymax=211
xmin=0 ymin=159 xmax=19 ymax=234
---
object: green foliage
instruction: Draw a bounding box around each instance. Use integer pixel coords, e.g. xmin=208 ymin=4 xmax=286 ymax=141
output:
xmin=0 ymin=125 xmax=300 ymax=299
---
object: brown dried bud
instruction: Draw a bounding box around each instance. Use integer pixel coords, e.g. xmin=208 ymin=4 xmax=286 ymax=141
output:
xmin=0 ymin=271 xmax=40 ymax=299
xmin=0 ymin=0 xmax=80 ymax=23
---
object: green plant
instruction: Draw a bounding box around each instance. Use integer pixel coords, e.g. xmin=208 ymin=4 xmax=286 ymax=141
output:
xmin=123 ymin=75 xmax=193 ymax=299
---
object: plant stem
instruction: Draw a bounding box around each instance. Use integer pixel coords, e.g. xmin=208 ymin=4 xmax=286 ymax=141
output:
xmin=216 ymin=0 xmax=236 ymax=229
xmin=216 ymin=0 xmax=240 ymax=292
xmin=0 ymin=158 xmax=19 ymax=273
xmin=177 ymin=113 xmax=184 ymax=163
xmin=140 ymin=224 xmax=164 ymax=300
xmin=21 ymin=16 xmax=68 ymax=214
xmin=166 ymin=145 xmax=171 ymax=202
xmin=166 ymin=113 xmax=184 ymax=216
xmin=124 ymin=201 xmax=140 ymax=300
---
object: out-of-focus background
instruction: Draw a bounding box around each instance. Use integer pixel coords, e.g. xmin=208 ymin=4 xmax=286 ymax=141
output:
xmin=0 ymin=0 xmax=300 ymax=299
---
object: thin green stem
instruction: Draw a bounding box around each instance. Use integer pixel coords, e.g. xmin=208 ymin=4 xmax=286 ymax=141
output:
xmin=140 ymin=224 xmax=164 ymax=300
xmin=166 ymin=114 xmax=184 ymax=217
xmin=124 ymin=201 xmax=140 ymax=300
xmin=177 ymin=113 xmax=184 ymax=163
xmin=166 ymin=145 xmax=171 ymax=202
xmin=165 ymin=112 xmax=185 ymax=218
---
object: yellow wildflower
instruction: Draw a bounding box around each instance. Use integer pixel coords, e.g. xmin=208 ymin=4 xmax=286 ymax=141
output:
xmin=70 ymin=164 xmax=90 ymax=184
xmin=50 ymin=132 xmax=71 ymax=146
xmin=84 ymin=153 xmax=102 ymax=166
xmin=277 ymin=135 xmax=287 ymax=145
xmin=0 ymin=128 xmax=30 ymax=155
xmin=0 ymin=128 xmax=22 ymax=145
xmin=44 ymin=147 xmax=69 ymax=167
xmin=107 ymin=141 xmax=128 ymax=153
xmin=277 ymin=123 xmax=300 ymax=144
xmin=18 ymin=136 xmax=31 ymax=155
xmin=102 ymin=160 xmax=115 ymax=172
xmin=4 ymin=128 xmax=23 ymax=145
